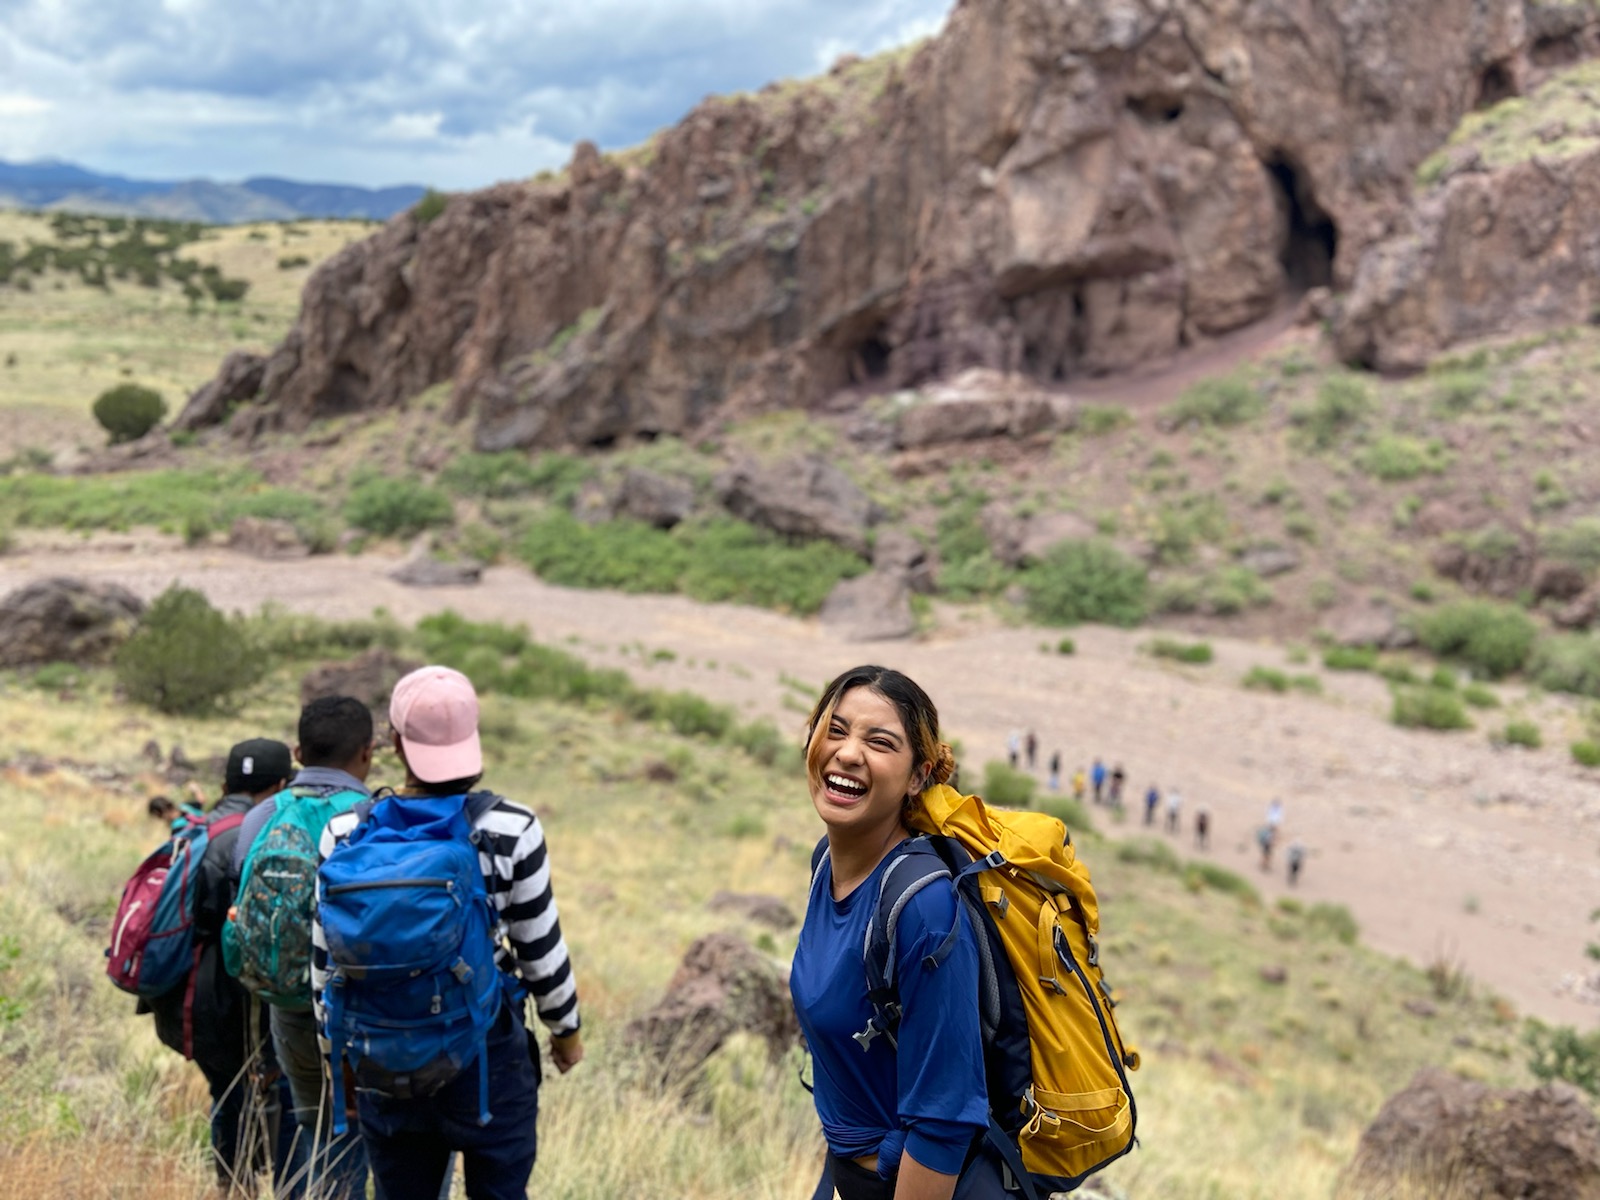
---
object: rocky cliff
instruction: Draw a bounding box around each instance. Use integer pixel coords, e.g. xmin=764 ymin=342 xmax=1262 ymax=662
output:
xmin=186 ymin=0 xmax=1600 ymax=450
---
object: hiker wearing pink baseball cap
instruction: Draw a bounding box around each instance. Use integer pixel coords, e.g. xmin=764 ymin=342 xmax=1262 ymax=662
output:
xmin=311 ymin=665 xmax=583 ymax=1200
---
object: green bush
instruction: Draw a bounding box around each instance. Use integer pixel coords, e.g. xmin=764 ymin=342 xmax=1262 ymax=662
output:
xmin=520 ymin=512 xmax=687 ymax=592
xmin=678 ymin=518 xmax=867 ymax=614
xmin=1502 ymin=719 xmax=1542 ymax=748
xmin=1115 ymin=839 xmax=1182 ymax=874
xmin=1391 ymin=687 xmax=1472 ymax=731
xmin=1572 ymin=740 xmax=1600 ymax=768
xmin=1183 ymin=862 xmax=1260 ymax=903
xmin=242 ymin=605 xmax=405 ymax=660
xmin=982 ymin=761 xmax=1037 ymax=808
xmin=439 ymin=451 xmax=595 ymax=503
xmin=1036 ymin=795 xmax=1095 ymax=836
xmin=1294 ymin=374 xmax=1371 ymax=449
xmin=1242 ymin=666 xmax=1290 ymax=693
xmin=1526 ymin=1021 xmax=1600 ymax=1098
xmin=1322 ymin=645 xmax=1378 ymax=672
xmin=344 ymin=477 xmax=454 ymax=537
xmin=1055 ymin=637 xmax=1076 ymax=656
xmin=92 ymin=384 xmax=166 ymax=444
xmin=414 ymin=189 xmax=450 ymax=223
xmin=1165 ymin=373 xmax=1265 ymax=429
xmin=115 ymin=586 xmax=265 ymax=715
xmin=1202 ymin=568 xmax=1271 ymax=616
xmin=1023 ymin=540 xmax=1148 ymax=627
xmin=1357 ymin=435 xmax=1451 ymax=482
xmin=1414 ymin=601 xmax=1537 ymax=680
xmin=1148 ymin=638 xmax=1214 ymax=664
xmin=1462 ymin=683 xmax=1500 ymax=708
xmin=1376 ymin=660 xmax=1420 ymax=685
xmin=1307 ymin=903 xmax=1360 ymax=945
xmin=1543 ymin=518 xmax=1600 ymax=574
xmin=1527 ymin=634 xmax=1600 ymax=698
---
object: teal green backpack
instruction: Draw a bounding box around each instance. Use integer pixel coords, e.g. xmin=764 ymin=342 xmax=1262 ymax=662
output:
xmin=223 ymin=785 xmax=365 ymax=1010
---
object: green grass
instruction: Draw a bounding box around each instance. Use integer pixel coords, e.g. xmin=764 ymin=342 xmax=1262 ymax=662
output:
xmin=1165 ymin=372 xmax=1265 ymax=429
xmin=1391 ymin=687 xmax=1473 ymax=732
xmin=1147 ymin=638 xmax=1214 ymax=665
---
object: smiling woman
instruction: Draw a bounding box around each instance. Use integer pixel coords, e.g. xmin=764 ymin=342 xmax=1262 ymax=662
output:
xmin=791 ymin=664 xmax=1007 ymax=1200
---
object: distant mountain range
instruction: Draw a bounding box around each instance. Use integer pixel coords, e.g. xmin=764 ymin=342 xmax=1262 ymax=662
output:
xmin=0 ymin=159 xmax=428 ymax=224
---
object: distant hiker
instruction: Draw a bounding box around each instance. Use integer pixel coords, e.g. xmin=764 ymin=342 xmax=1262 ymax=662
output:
xmin=1286 ymin=840 xmax=1306 ymax=886
xmin=1164 ymin=788 xmax=1183 ymax=835
xmin=1266 ymin=797 xmax=1284 ymax=832
xmin=142 ymin=738 xmax=299 ymax=1196
xmin=1072 ymin=767 xmax=1087 ymax=801
xmin=794 ymin=666 xmax=1002 ymax=1200
xmin=1007 ymin=730 xmax=1022 ymax=769
xmin=1143 ymin=784 xmax=1160 ymax=827
xmin=227 ymin=698 xmax=375 ymax=1200
xmin=1109 ymin=764 xmax=1126 ymax=809
xmin=1024 ymin=730 xmax=1038 ymax=771
xmin=1047 ymin=751 xmax=1062 ymax=793
xmin=314 ymin=666 xmax=583 ymax=1200
xmin=1257 ymin=824 xmax=1277 ymax=872
xmin=1091 ymin=758 xmax=1107 ymax=805
xmin=1194 ymin=805 xmax=1211 ymax=851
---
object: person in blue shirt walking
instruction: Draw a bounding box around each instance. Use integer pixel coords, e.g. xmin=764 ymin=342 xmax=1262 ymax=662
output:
xmin=792 ymin=664 xmax=1001 ymax=1200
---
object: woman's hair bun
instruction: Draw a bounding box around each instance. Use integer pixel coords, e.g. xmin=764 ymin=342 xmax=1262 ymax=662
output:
xmin=929 ymin=742 xmax=956 ymax=786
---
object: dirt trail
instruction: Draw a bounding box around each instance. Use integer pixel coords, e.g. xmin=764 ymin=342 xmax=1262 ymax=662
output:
xmin=5 ymin=532 xmax=1600 ymax=1027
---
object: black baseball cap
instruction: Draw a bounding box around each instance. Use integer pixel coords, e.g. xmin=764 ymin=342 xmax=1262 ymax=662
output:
xmin=224 ymin=738 xmax=293 ymax=795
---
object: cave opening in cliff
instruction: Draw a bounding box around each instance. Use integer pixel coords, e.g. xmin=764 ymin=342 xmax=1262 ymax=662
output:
xmin=1475 ymin=61 xmax=1517 ymax=109
xmin=1264 ymin=156 xmax=1337 ymax=293
xmin=850 ymin=329 xmax=893 ymax=383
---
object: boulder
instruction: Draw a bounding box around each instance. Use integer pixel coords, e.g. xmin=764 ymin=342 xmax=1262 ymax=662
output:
xmin=1338 ymin=1068 xmax=1600 ymax=1200
xmin=706 ymin=891 xmax=799 ymax=931
xmin=872 ymin=528 xmax=937 ymax=593
xmin=980 ymin=503 xmax=1027 ymax=568
xmin=1016 ymin=511 xmax=1098 ymax=567
xmin=388 ymin=556 xmax=484 ymax=588
xmin=1239 ymin=543 xmax=1302 ymax=578
xmin=819 ymin=572 xmax=916 ymax=641
xmin=1327 ymin=599 xmax=1415 ymax=650
xmin=173 ymin=350 xmax=266 ymax=432
xmin=895 ymin=370 xmax=1075 ymax=450
xmin=716 ymin=457 xmax=877 ymax=557
xmin=1533 ymin=560 xmax=1590 ymax=603
xmin=299 ymin=648 xmax=423 ymax=714
xmin=228 ymin=516 xmax=309 ymax=560
xmin=624 ymin=932 xmax=799 ymax=1072
xmin=615 ymin=467 xmax=695 ymax=529
xmin=1555 ymin=585 xmax=1600 ymax=631
xmin=0 ymin=578 xmax=145 ymax=668
xmin=1430 ymin=529 xmax=1536 ymax=598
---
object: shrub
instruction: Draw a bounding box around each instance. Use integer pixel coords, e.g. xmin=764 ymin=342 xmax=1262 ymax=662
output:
xmin=1429 ymin=666 xmax=1459 ymax=690
xmin=982 ymin=761 xmax=1037 ymax=808
xmin=1023 ymin=539 xmax=1148 ymax=628
xmin=677 ymin=518 xmax=867 ymax=614
xmin=1290 ymin=674 xmax=1323 ymax=694
xmin=1036 ymin=795 xmax=1095 ymax=836
xmin=729 ymin=719 xmax=787 ymax=768
xmin=1544 ymin=518 xmax=1600 ymax=574
xmin=1183 ymin=862 xmax=1260 ymax=903
xmin=1295 ymin=374 xmax=1371 ymax=449
xmin=1502 ymin=719 xmax=1542 ymax=748
xmin=115 ymin=586 xmax=265 ymax=715
xmin=1242 ymin=666 xmax=1290 ymax=693
xmin=1200 ymin=568 xmax=1271 ymax=616
xmin=1165 ymin=373 xmax=1264 ymax=429
xmin=414 ymin=189 xmax=450 ymax=223
xmin=92 ymin=384 xmax=166 ymax=444
xmin=277 ymin=255 xmax=311 ymax=269
xmin=1527 ymin=634 xmax=1600 ymax=698
xmin=343 ymin=477 xmax=454 ymax=537
xmin=1055 ymin=637 xmax=1076 ymax=656
xmin=1525 ymin=1021 xmax=1600 ymax=1098
xmin=1078 ymin=405 xmax=1131 ymax=436
xmin=1323 ymin=645 xmax=1377 ymax=672
xmin=1357 ymin=435 xmax=1451 ymax=482
xmin=1148 ymin=638 xmax=1213 ymax=664
xmin=1391 ymin=687 xmax=1472 ymax=731
xmin=1376 ymin=660 xmax=1420 ymax=685
xmin=1414 ymin=601 xmax=1537 ymax=680
xmin=1307 ymin=903 xmax=1360 ymax=945
xmin=1462 ymin=683 xmax=1500 ymax=708
xmin=439 ymin=451 xmax=594 ymax=503
xmin=1115 ymin=839 xmax=1181 ymax=874
xmin=1572 ymin=740 xmax=1600 ymax=768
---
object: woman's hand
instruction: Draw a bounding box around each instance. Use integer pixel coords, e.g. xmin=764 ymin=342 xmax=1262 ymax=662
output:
xmin=550 ymin=1030 xmax=584 ymax=1073
xmin=892 ymin=1154 xmax=958 ymax=1200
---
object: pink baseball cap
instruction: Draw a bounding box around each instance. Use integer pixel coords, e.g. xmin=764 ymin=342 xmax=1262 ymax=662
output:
xmin=389 ymin=665 xmax=483 ymax=783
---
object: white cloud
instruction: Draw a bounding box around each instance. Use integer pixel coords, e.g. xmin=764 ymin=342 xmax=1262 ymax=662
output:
xmin=0 ymin=0 xmax=953 ymax=188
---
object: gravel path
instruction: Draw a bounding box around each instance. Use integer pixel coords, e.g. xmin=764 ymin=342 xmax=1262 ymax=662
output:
xmin=6 ymin=530 xmax=1600 ymax=1026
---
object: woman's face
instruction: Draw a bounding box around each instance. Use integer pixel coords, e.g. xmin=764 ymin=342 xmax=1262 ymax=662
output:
xmin=808 ymin=686 xmax=923 ymax=836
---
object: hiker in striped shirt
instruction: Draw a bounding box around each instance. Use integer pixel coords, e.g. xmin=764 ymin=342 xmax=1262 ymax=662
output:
xmin=310 ymin=666 xmax=582 ymax=1200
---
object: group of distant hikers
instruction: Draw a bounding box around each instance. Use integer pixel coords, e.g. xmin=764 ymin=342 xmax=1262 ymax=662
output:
xmin=113 ymin=667 xmax=580 ymax=1200
xmin=116 ymin=663 xmax=1142 ymax=1200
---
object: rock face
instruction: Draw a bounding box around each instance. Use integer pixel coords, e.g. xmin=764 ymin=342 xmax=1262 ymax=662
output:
xmin=299 ymin=648 xmax=423 ymax=713
xmin=174 ymin=350 xmax=266 ymax=432
xmin=716 ymin=456 xmax=878 ymax=556
xmin=624 ymin=932 xmax=799 ymax=1073
xmin=894 ymin=369 xmax=1073 ymax=450
xmin=0 ymin=578 xmax=145 ymax=667
xmin=819 ymin=572 xmax=916 ymax=641
xmin=1339 ymin=1068 xmax=1600 ymax=1200
xmin=192 ymin=0 xmax=1580 ymax=449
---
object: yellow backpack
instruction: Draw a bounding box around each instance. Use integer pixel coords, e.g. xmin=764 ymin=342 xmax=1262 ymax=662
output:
xmin=849 ymin=784 xmax=1140 ymax=1195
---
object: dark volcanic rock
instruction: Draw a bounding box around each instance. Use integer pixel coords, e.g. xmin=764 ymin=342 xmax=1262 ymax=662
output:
xmin=300 ymin=648 xmax=423 ymax=714
xmin=716 ymin=456 xmax=877 ymax=556
xmin=173 ymin=350 xmax=267 ymax=431
xmin=706 ymin=891 xmax=799 ymax=931
xmin=872 ymin=527 xmax=936 ymax=593
xmin=1338 ymin=1068 xmax=1600 ymax=1200
xmin=615 ymin=467 xmax=695 ymax=529
xmin=0 ymin=578 xmax=144 ymax=668
xmin=819 ymin=571 xmax=915 ymax=641
xmin=199 ymin=0 xmax=1563 ymax=448
xmin=388 ymin=556 xmax=484 ymax=588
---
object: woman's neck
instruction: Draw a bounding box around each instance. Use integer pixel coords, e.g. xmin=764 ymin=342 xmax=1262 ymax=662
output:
xmin=827 ymin=818 xmax=910 ymax=900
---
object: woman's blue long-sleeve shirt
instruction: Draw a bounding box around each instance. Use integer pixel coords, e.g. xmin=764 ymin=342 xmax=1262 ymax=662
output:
xmin=791 ymin=842 xmax=988 ymax=1177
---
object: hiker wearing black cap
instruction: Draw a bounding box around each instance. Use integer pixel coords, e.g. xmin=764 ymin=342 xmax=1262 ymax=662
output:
xmin=144 ymin=737 xmax=298 ymax=1197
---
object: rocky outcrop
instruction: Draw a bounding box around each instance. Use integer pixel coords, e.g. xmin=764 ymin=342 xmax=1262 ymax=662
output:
xmin=893 ymin=369 xmax=1073 ymax=450
xmin=195 ymin=0 xmax=1568 ymax=449
xmin=1338 ymin=1068 xmax=1600 ymax=1200
xmin=388 ymin=556 xmax=483 ymax=587
xmin=299 ymin=647 xmax=422 ymax=713
xmin=1238 ymin=543 xmax=1302 ymax=578
xmin=616 ymin=467 xmax=696 ymax=529
xmin=174 ymin=350 xmax=266 ymax=431
xmin=706 ymin=891 xmax=798 ymax=930
xmin=624 ymin=932 xmax=799 ymax=1073
xmin=0 ymin=578 xmax=145 ymax=667
xmin=872 ymin=528 xmax=937 ymax=593
xmin=819 ymin=571 xmax=916 ymax=641
xmin=716 ymin=456 xmax=878 ymax=556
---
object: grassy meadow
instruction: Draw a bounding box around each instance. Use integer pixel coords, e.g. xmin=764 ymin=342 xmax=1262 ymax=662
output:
xmin=0 ymin=611 xmax=1541 ymax=1199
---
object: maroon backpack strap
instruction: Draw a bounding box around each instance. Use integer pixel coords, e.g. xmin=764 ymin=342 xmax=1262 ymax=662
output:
xmin=181 ymin=945 xmax=202 ymax=1060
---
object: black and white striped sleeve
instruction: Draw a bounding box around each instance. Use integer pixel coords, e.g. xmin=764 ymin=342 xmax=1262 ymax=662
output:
xmin=478 ymin=800 xmax=580 ymax=1037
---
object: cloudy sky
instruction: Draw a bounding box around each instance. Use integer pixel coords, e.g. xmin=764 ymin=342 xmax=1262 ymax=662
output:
xmin=0 ymin=0 xmax=952 ymax=190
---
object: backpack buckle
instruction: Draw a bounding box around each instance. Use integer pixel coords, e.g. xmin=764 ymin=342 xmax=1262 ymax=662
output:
xmin=853 ymin=1020 xmax=884 ymax=1052
xmin=1087 ymin=934 xmax=1100 ymax=968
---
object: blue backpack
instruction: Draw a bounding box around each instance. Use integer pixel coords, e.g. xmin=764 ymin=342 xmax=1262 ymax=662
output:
xmin=318 ymin=792 xmax=515 ymax=1135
